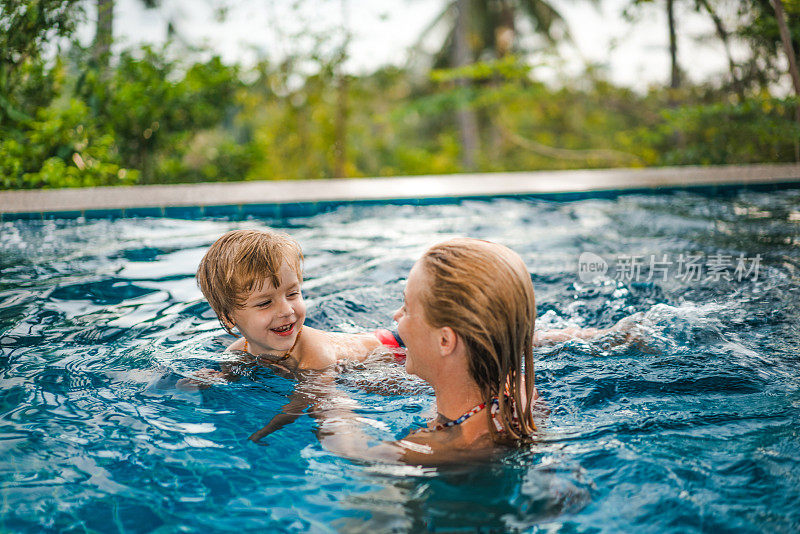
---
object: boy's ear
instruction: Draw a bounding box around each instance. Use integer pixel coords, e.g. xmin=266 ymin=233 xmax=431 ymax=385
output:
xmin=438 ymin=326 xmax=458 ymax=357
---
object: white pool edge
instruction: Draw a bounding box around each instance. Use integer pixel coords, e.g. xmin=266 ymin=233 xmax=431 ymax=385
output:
xmin=1 ymin=163 xmax=799 ymax=215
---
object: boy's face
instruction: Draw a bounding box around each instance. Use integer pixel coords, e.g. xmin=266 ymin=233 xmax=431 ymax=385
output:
xmin=227 ymin=261 xmax=306 ymax=356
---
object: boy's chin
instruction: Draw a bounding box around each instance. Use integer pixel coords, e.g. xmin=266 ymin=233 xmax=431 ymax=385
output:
xmin=268 ymin=331 xmax=297 ymax=347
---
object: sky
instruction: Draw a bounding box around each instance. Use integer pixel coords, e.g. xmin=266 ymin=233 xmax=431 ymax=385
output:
xmin=86 ymin=0 xmax=750 ymax=92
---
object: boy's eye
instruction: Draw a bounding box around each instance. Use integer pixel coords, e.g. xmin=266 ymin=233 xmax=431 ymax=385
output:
xmin=288 ymin=291 xmax=300 ymax=298
xmin=256 ymin=300 xmax=272 ymax=308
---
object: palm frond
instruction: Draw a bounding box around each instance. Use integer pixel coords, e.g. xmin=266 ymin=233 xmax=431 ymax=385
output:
xmin=409 ymin=1 xmax=458 ymax=56
xmin=516 ymin=0 xmax=571 ymax=44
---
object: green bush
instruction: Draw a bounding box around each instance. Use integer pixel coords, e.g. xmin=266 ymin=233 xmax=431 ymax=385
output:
xmin=1 ymin=96 xmax=136 ymax=189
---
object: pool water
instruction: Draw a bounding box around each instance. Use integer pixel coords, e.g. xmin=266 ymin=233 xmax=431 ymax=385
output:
xmin=1 ymin=190 xmax=799 ymax=532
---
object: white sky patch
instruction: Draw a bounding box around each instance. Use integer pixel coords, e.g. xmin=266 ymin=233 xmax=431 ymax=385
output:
xmin=74 ymin=0 xmax=783 ymax=93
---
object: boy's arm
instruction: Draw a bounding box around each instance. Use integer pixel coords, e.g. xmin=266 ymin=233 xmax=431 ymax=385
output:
xmin=534 ymin=327 xmax=602 ymax=346
xmin=176 ymin=339 xmax=247 ymax=390
xmin=176 ymin=368 xmax=230 ymax=390
xmin=323 ymin=330 xmax=399 ymax=362
xmin=249 ymin=387 xmax=313 ymax=442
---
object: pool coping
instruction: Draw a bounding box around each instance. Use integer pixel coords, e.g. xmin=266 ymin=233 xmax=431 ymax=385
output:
xmin=1 ymin=163 xmax=799 ymax=221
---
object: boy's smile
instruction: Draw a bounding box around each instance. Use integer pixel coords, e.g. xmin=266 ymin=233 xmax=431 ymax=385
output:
xmin=227 ymin=261 xmax=306 ymax=356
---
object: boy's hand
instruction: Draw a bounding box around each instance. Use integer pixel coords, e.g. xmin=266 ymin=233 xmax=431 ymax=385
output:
xmin=176 ymin=368 xmax=227 ymax=390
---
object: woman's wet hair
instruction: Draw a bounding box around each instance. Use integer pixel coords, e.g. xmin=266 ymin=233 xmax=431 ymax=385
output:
xmin=418 ymin=238 xmax=537 ymax=443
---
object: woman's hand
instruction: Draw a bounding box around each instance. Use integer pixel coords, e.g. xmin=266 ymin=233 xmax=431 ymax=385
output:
xmin=534 ymin=312 xmax=644 ymax=347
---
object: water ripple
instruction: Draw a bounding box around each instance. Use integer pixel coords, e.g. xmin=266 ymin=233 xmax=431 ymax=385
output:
xmin=1 ymin=190 xmax=799 ymax=532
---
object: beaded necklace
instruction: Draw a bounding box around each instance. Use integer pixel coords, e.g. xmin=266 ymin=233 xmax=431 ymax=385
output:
xmin=419 ymin=396 xmax=521 ymax=433
xmin=425 ymin=400 xmax=487 ymax=432
xmin=243 ymin=325 xmax=303 ymax=363
xmin=488 ymin=396 xmax=520 ymax=432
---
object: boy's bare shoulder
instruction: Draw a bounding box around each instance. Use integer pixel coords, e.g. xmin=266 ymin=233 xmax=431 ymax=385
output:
xmin=295 ymin=327 xmax=338 ymax=369
xmin=227 ymin=337 xmax=246 ymax=352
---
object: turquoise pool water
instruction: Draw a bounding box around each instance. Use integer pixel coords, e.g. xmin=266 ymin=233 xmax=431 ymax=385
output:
xmin=1 ymin=190 xmax=799 ymax=532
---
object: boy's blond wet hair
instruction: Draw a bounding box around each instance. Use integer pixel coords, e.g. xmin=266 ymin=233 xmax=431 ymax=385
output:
xmin=196 ymin=229 xmax=303 ymax=334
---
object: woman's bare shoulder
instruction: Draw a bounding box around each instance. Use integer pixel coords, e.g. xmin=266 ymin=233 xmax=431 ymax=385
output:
xmin=395 ymin=430 xmax=497 ymax=465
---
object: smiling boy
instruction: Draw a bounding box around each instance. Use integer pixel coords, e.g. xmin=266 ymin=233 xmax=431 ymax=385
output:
xmin=195 ymin=229 xmax=397 ymax=373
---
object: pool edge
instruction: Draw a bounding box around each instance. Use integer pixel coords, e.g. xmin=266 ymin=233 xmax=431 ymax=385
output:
xmin=2 ymin=163 xmax=800 ymax=221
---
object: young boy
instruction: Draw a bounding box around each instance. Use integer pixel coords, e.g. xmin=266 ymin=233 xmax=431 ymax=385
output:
xmin=181 ymin=228 xmax=404 ymax=440
xmin=193 ymin=228 xmax=402 ymax=377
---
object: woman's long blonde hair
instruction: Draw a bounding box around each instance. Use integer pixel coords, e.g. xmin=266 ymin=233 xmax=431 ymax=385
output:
xmin=418 ymin=238 xmax=537 ymax=444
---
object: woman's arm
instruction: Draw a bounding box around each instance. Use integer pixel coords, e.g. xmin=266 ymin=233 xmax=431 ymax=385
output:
xmin=534 ymin=312 xmax=643 ymax=347
xmin=299 ymin=377 xmax=440 ymax=464
xmin=534 ymin=327 xmax=602 ymax=346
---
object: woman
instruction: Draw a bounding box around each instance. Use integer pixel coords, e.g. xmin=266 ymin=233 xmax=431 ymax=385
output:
xmin=320 ymin=238 xmax=541 ymax=464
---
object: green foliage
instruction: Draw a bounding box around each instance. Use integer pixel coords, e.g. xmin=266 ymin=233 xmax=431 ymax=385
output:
xmin=0 ymin=94 xmax=136 ymax=189
xmin=0 ymin=0 xmax=82 ymax=125
xmin=1 ymin=42 xmax=245 ymax=188
xmin=80 ymin=47 xmax=244 ymax=183
xmin=732 ymin=0 xmax=800 ymax=91
xmin=2 ymin=1 xmax=799 ymax=190
xmin=431 ymin=56 xmax=533 ymax=84
xmin=654 ymin=96 xmax=800 ymax=165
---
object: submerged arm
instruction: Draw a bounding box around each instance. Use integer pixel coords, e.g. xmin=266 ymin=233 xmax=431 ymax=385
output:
xmin=307 ymin=380 xmax=441 ymax=464
xmin=249 ymin=386 xmax=313 ymax=442
xmin=534 ymin=327 xmax=602 ymax=346
xmin=534 ymin=312 xmax=643 ymax=347
xmin=176 ymin=361 xmax=242 ymax=390
xmin=316 ymin=410 xmax=408 ymax=463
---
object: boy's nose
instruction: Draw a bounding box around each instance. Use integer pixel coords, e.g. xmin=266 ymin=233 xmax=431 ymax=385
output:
xmin=392 ymin=307 xmax=401 ymax=321
xmin=277 ymin=299 xmax=294 ymax=317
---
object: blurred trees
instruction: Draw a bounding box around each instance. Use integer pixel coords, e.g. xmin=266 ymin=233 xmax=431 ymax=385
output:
xmin=0 ymin=0 xmax=82 ymax=124
xmin=418 ymin=0 xmax=572 ymax=67
xmin=92 ymin=0 xmax=160 ymax=71
xmin=1 ymin=0 xmax=799 ymax=190
xmin=415 ymin=0 xmax=575 ymax=169
xmin=623 ymin=0 xmax=683 ymax=89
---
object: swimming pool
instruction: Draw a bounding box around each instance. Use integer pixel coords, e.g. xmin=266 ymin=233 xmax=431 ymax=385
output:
xmin=1 ymin=189 xmax=799 ymax=532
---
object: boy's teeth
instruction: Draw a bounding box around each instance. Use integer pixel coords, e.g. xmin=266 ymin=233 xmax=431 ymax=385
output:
xmin=273 ymin=324 xmax=291 ymax=332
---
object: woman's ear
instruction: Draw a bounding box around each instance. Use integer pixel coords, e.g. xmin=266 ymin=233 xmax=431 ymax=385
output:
xmin=438 ymin=326 xmax=459 ymax=357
